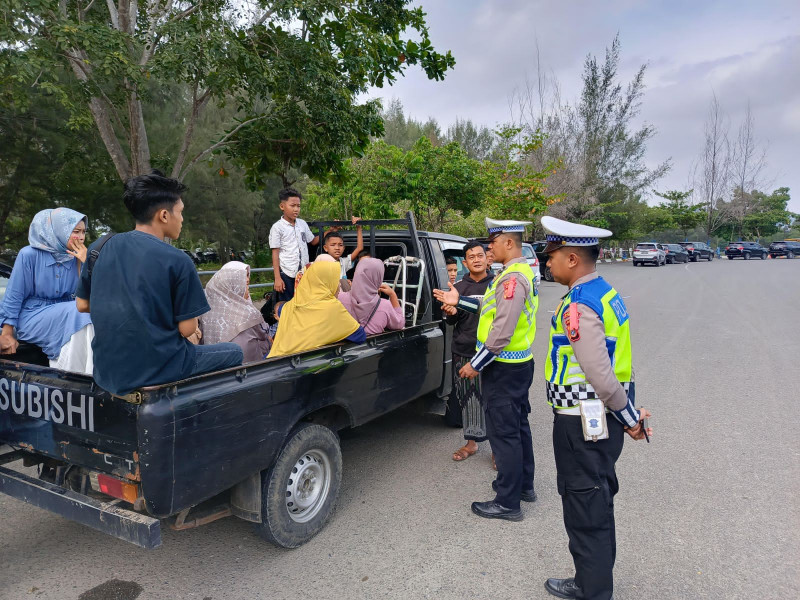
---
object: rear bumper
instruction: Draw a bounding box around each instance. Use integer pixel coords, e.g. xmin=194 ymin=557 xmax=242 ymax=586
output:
xmin=0 ymin=454 xmax=161 ymax=549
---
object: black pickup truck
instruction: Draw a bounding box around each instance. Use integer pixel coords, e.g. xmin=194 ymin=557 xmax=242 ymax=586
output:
xmin=0 ymin=214 xmax=461 ymax=549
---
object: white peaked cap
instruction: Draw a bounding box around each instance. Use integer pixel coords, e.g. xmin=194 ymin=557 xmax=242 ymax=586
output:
xmin=540 ymin=216 xmax=612 ymax=252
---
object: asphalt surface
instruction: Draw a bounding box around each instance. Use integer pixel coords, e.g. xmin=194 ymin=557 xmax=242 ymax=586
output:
xmin=1 ymin=257 xmax=799 ymax=600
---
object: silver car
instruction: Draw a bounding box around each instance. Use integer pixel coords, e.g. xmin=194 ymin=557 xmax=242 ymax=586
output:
xmin=633 ymin=243 xmax=666 ymax=267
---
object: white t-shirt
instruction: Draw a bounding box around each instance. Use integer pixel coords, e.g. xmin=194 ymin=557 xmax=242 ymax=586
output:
xmin=268 ymin=216 xmax=314 ymax=278
xmin=339 ymin=255 xmax=353 ymax=279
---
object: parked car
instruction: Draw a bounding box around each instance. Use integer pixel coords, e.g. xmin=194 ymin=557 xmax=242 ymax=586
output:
xmin=632 ymin=243 xmax=665 ymax=267
xmin=725 ymin=241 xmax=767 ymax=260
xmin=680 ymin=241 xmax=714 ymax=262
xmin=521 ymin=243 xmax=541 ymax=286
xmin=527 ymin=240 xmax=553 ymax=281
xmin=663 ymin=244 xmax=689 ymax=264
xmin=182 ymin=250 xmax=202 ymax=265
xmin=768 ymin=240 xmax=800 ymax=259
xmin=0 ymin=214 xmax=463 ymax=550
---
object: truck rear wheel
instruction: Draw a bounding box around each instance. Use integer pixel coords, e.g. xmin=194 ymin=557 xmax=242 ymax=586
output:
xmin=256 ymin=423 xmax=342 ymax=548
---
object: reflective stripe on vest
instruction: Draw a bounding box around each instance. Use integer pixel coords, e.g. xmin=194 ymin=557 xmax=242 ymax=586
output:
xmin=544 ymin=276 xmax=633 ymax=407
xmin=476 ymin=261 xmax=539 ymax=363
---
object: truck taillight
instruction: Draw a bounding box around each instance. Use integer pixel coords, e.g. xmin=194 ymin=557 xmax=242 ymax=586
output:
xmin=726 ymin=246 xmax=730 ymax=250
xmin=687 ymin=246 xmax=694 ymax=251
xmin=97 ymin=473 xmax=140 ymax=504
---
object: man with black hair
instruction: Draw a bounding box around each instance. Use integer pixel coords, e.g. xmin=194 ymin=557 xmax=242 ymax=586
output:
xmin=540 ymin=216 xmax=652 ymax=600
xmin=442 ymin=241 xmax=494 ymax=464
xmin=75 ymin=170 xmax=243 ymax=396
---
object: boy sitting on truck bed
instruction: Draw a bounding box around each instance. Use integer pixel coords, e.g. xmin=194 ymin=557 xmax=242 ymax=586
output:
xmin=321 ymin=217 xmax=364 ymax=288
xmin=75 ymin=170 xmax=243 ymax=396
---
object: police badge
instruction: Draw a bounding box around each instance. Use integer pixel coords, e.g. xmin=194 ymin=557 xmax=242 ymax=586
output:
xmin=579 ymin=399 xmax=609 ymax=442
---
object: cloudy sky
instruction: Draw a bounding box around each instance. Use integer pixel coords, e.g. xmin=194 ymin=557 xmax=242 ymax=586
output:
xmin=366 ymin=0 xmax=800 ymax=212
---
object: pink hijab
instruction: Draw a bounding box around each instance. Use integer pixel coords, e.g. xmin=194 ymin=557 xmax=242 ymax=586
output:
xmin=348 ymin=258 xmax=384 ymax=326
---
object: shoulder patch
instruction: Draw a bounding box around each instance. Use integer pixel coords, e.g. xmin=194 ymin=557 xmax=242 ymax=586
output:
xmin=608 ymin=293 xmax=629 ymax=325
xmin=503 ymin=277 xmax=517 ymax=299
xmin=563 ymin=302 xmax=581 ymax=341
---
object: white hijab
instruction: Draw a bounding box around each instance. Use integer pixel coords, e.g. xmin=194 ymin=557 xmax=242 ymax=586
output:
xmin=200 ymin=261 xmax=265 ymax=344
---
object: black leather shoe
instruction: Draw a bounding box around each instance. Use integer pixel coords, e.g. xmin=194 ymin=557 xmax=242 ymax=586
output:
xmin=544 ymin=578 xmax=580 ymax=599
xmin=470 ymin=500 xmax=523 ymax=521
xmin=492 ymin=479 xmax=537 ymax=503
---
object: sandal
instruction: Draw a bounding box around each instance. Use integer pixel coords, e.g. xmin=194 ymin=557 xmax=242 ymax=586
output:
xmin=452 ymin=445 xmax=477 ymax=461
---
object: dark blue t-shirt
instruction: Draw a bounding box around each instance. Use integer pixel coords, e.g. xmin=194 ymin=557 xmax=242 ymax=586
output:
xmin=76 ymin=231 xmax=210 ymax=395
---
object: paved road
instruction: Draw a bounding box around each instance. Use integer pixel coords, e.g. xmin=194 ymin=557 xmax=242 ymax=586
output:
xmin=1 ymin=258 xmax=799 ymax=600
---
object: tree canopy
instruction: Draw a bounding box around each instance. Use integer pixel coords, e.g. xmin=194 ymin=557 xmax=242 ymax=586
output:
xmin=1 ymin=0 xmax=455 ymax=185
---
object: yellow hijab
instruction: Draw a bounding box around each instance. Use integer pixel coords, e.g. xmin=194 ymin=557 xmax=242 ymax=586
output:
xmin=268 ymin=261 xmax=360 ymax=358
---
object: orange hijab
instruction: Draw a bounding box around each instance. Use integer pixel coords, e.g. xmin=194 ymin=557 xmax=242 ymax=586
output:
xmin=268 ymin=261 xmax=359 ymax=358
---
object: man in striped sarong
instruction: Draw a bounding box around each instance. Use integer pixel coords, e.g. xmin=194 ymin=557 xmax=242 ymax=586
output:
xmin=443 ymin=241 xmax=494 ymax=465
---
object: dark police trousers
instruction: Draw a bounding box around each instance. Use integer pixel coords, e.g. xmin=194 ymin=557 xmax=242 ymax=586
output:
xmin=553 ymin=412 xmax=625 ymax=600
xmin=481 ymin=360 xmax=535 ymax=510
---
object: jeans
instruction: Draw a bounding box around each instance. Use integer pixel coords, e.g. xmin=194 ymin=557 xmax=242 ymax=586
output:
xmin=189 ymin=342 xmax=243 ymax=377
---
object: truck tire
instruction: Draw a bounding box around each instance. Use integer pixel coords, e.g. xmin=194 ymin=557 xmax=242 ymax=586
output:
xmin=743 ymin=252 xmax=750 ymax=260
xmin=760 ymin=252 xmax=766 ymax=260
xmin=708 ymin=253 xmax=713 ymax=261
xmin=256 ymin=423 xmax=342 ymax=548
xmin=544 ymin=266 xmax=553 ymax=281
xmin=788 ymin=251 xmax=795 ymax=259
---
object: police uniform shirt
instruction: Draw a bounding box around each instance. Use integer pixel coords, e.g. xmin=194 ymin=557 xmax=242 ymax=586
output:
xmin=464 ymin=257 xmax=532 ymax=371
xmin=564 ymin=272 xmax=629 ymax=411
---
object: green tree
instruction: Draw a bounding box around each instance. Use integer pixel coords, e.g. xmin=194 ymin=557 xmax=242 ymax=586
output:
xmin=1 ymin=1 xmax=455 ymax=185
xmin=304 ymin=136 xmax=487 ymax=231
xmin=482 ymin=127 xmax=562 ymax=223
xmin=654 ymin=189 xmax=705 ymax=238
xmin=742 ymin=187 xmax=792 ymax=239
xmin=567 ymin=35 xmax=670 ymax=223
xmin=0 ymin=85 xmax=122 ymax=248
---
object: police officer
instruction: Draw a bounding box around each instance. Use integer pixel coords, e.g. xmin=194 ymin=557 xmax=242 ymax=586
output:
xmin=539 ymin=216 xmax=652 ymax=600
xmin=434 ymin=218 xmax=538 ymax=521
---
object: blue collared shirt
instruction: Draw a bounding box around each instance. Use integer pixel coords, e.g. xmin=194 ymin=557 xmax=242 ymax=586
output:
xmin=0 ymin=246 xmax=92 ymax=359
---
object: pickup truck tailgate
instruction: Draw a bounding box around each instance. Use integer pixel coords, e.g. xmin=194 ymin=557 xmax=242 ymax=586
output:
xmin=0 ymin=365 xmax=140 ymax=482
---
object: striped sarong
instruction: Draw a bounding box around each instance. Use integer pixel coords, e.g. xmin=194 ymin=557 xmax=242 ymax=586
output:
xmin=453 ymin=354 xmax=487 ymax=442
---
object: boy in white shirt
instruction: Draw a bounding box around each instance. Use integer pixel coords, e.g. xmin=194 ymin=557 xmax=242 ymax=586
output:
xmin=322 ymin=216 xmax=364 ymax=282
xmin=269 ymin=188 xmax=325 ymax=301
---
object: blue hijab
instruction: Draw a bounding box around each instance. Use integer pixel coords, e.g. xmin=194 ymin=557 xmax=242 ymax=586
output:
xmin=28 ymin=208 xmax=88 ymax=264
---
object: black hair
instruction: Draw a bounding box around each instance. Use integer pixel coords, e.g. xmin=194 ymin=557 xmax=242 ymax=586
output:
xmin=278 ymin=188 xmax=302 ymax=203
xmin=123 ymin=169 xmax=186 ymax=224
xmin=445 ymin=257 xmax=458 ymax=266
xmin=462 ymin=240 xmax=485 ymax=256
xmin=507 ymin=232 xmax=523 ymax=247
xmin=324 ymin=231 xmax=344 ymax=244
xmin=575 ymin=245 xmax=600 ymax=263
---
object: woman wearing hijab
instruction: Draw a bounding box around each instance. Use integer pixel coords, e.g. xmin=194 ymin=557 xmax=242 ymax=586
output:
xmin=0 ymin=208 xmax=94 ymax=373
xmin=338 ymin=258 xmax=405 ymax=336
xmin=268 ymin=261 xmax=366 ymax=358
xmin=199 ymin=261 xmax=271 ymax=362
